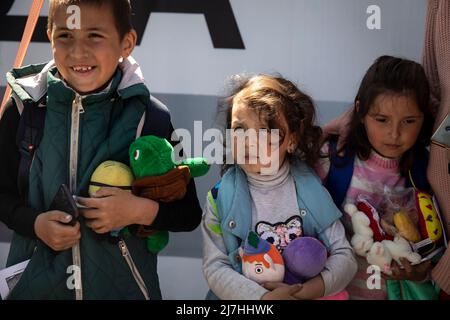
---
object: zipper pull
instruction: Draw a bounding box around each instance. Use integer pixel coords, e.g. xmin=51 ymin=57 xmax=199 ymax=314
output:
xmin=73 ymin=94 xmax=85 ymax=114
xmin=118 ymin=239 xmax=128 ymax=256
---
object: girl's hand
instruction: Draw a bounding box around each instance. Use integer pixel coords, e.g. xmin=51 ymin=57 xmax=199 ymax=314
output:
xmin=383 ymin=258 xmax=432 ymax=282
xmin=34 ymin=211 xmax=81 ymax=251
xmin=261 ymin=282 xmax=303 ymax=300
xmin=264 ymin=277 xmax=325 ymax=300
xmin=322 ymin=106 xmax=353 ymax=151
xmin=77 ymin=187 xmax=159 ymax=234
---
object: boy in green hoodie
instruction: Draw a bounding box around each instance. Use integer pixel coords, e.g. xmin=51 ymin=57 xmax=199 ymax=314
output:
xmin=0 ymin=0 xmax=201 ymax=299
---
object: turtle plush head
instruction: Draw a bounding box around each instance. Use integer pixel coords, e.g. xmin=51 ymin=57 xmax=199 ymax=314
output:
xmin=130 ymin=136 xmax=175 ymax=178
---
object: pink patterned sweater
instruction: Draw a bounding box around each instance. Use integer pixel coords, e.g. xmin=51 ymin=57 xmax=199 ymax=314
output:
xmin=316 ymin=143 xmax=407 ymax=300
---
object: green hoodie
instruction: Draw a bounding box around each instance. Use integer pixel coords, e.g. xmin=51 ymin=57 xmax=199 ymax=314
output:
xmin=5 ymin=57 xmax=162 ymax=300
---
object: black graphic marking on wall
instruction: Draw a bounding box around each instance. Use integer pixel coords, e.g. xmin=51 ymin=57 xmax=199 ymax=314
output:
xmin=0 ymin=0 xmax=245 ymax=49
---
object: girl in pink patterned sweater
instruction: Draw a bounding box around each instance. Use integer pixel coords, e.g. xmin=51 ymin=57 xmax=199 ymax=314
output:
xmin=316 ymin=56 xmax=436 ymax=299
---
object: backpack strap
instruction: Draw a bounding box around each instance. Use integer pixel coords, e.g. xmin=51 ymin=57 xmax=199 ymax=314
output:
xmin=121 ymin=95 xmax=175 ymax=240
xmin=140 ymin=95 xmax=172 ymax=139
xmin=407 ymin=148 xmax=430 ymax=191
xmin=207 ymin=181 xmax=221 ymax=218
xmin=11 ymin=93 xmax=25 ymax=115
xmin=326 ymin=138 xmax=430 ymax=205
xmin=15 ymin=97 xmax=46 ymax=198
xmin=324 ymin=137 xmax=356 ymax=208
xmin=206 ymin=181 xmax=223 ymax=235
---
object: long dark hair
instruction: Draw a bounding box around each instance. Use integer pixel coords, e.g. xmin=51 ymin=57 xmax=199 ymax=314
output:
xmin=342 ymin=55 xmax=433 ymax=176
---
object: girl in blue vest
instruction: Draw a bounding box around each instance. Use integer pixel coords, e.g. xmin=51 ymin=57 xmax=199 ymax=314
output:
xmin=316 ymin=56 xmax=437 ymax=299
xmin=202 ymin=74 xmax=357 ymax=300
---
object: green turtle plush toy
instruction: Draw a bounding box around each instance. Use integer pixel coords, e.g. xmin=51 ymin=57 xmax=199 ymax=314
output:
xmin=129 ymin=135 xmax=210 ymax=253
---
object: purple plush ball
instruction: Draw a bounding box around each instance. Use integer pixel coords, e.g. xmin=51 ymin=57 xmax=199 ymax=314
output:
xmin=282 ymin=237 xmax=327 ymax=284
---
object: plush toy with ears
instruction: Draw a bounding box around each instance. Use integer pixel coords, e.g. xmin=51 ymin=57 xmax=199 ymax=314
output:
xmin=366 ymin=242 xmax=393 ymax=275
xmin=344 ymin=203 xmax=374 ymax=257
xmin=346 ymin=203 xmax=422 ymax=275
xmin=382 ymin=236 xmax=421 ymax=266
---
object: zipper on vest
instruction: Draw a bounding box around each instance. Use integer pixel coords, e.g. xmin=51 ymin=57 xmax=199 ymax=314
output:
xmin=118 ymin=238 xmax=151 ymax=300
xmin=70 ymin=93 xmax=83 ymax=300
xmin=70 ymin=94 xmax=83 ymax=192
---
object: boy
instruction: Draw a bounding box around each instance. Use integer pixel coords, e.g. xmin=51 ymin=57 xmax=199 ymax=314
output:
xmin=0 ymin=0 xmax=201 ymax=299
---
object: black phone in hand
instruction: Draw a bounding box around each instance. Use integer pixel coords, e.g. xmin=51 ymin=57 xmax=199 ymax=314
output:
xmin=49 ymin=184 xmax=79 ymax=226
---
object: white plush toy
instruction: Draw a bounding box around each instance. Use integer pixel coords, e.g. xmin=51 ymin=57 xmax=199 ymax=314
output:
xmin=344 ymin=203 xmax=374 ymax=256
xmin=366 ymin=242 xmax=393 ymax=275
xmin=344 ymin=203 xmax=421 ymax=274
xmin=381 ymin=236 xmax=421 ymax=266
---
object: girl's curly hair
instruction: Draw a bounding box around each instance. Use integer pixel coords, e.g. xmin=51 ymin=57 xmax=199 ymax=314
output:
xmin=218 ymin=74 xmax=322 ymax=171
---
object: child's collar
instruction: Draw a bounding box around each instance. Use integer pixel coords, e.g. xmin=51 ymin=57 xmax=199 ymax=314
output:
xmin=367 ymin=148 xmax=401 ymax=170
xmin=54 ymin=71 xmax=114 ymax=98
xmin=246 ymin=159 xmax=291 ymax=189
xmin=11 ymin=56 xmax=145 ymax=102
xmin=13 ymin=60 xmax=56 ymax=102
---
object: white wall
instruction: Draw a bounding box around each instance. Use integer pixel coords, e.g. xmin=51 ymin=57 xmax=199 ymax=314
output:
xmin=1 ymin=0 xmax=427 ymax=102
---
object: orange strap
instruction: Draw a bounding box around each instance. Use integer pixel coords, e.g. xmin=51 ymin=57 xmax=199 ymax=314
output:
xmin=0 ymin=0 xmax=45 ymax=118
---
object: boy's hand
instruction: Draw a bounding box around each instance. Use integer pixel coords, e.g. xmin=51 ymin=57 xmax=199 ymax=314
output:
xmin=77 ymin=187 xmax=159 ymax=234
xmin=34 ymin=211 xmax=81 ymax=251
xmin=383 ymin=258 xmax=432 ymax=282
xmin=261 ymin=282 xmax=303 ymax=300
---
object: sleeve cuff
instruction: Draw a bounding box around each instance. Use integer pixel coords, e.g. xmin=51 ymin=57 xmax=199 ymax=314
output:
xmin=16 ymin=207 xmax=41 ymax=238
xmin=320 ymin=270 xmax=333 ymax=297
